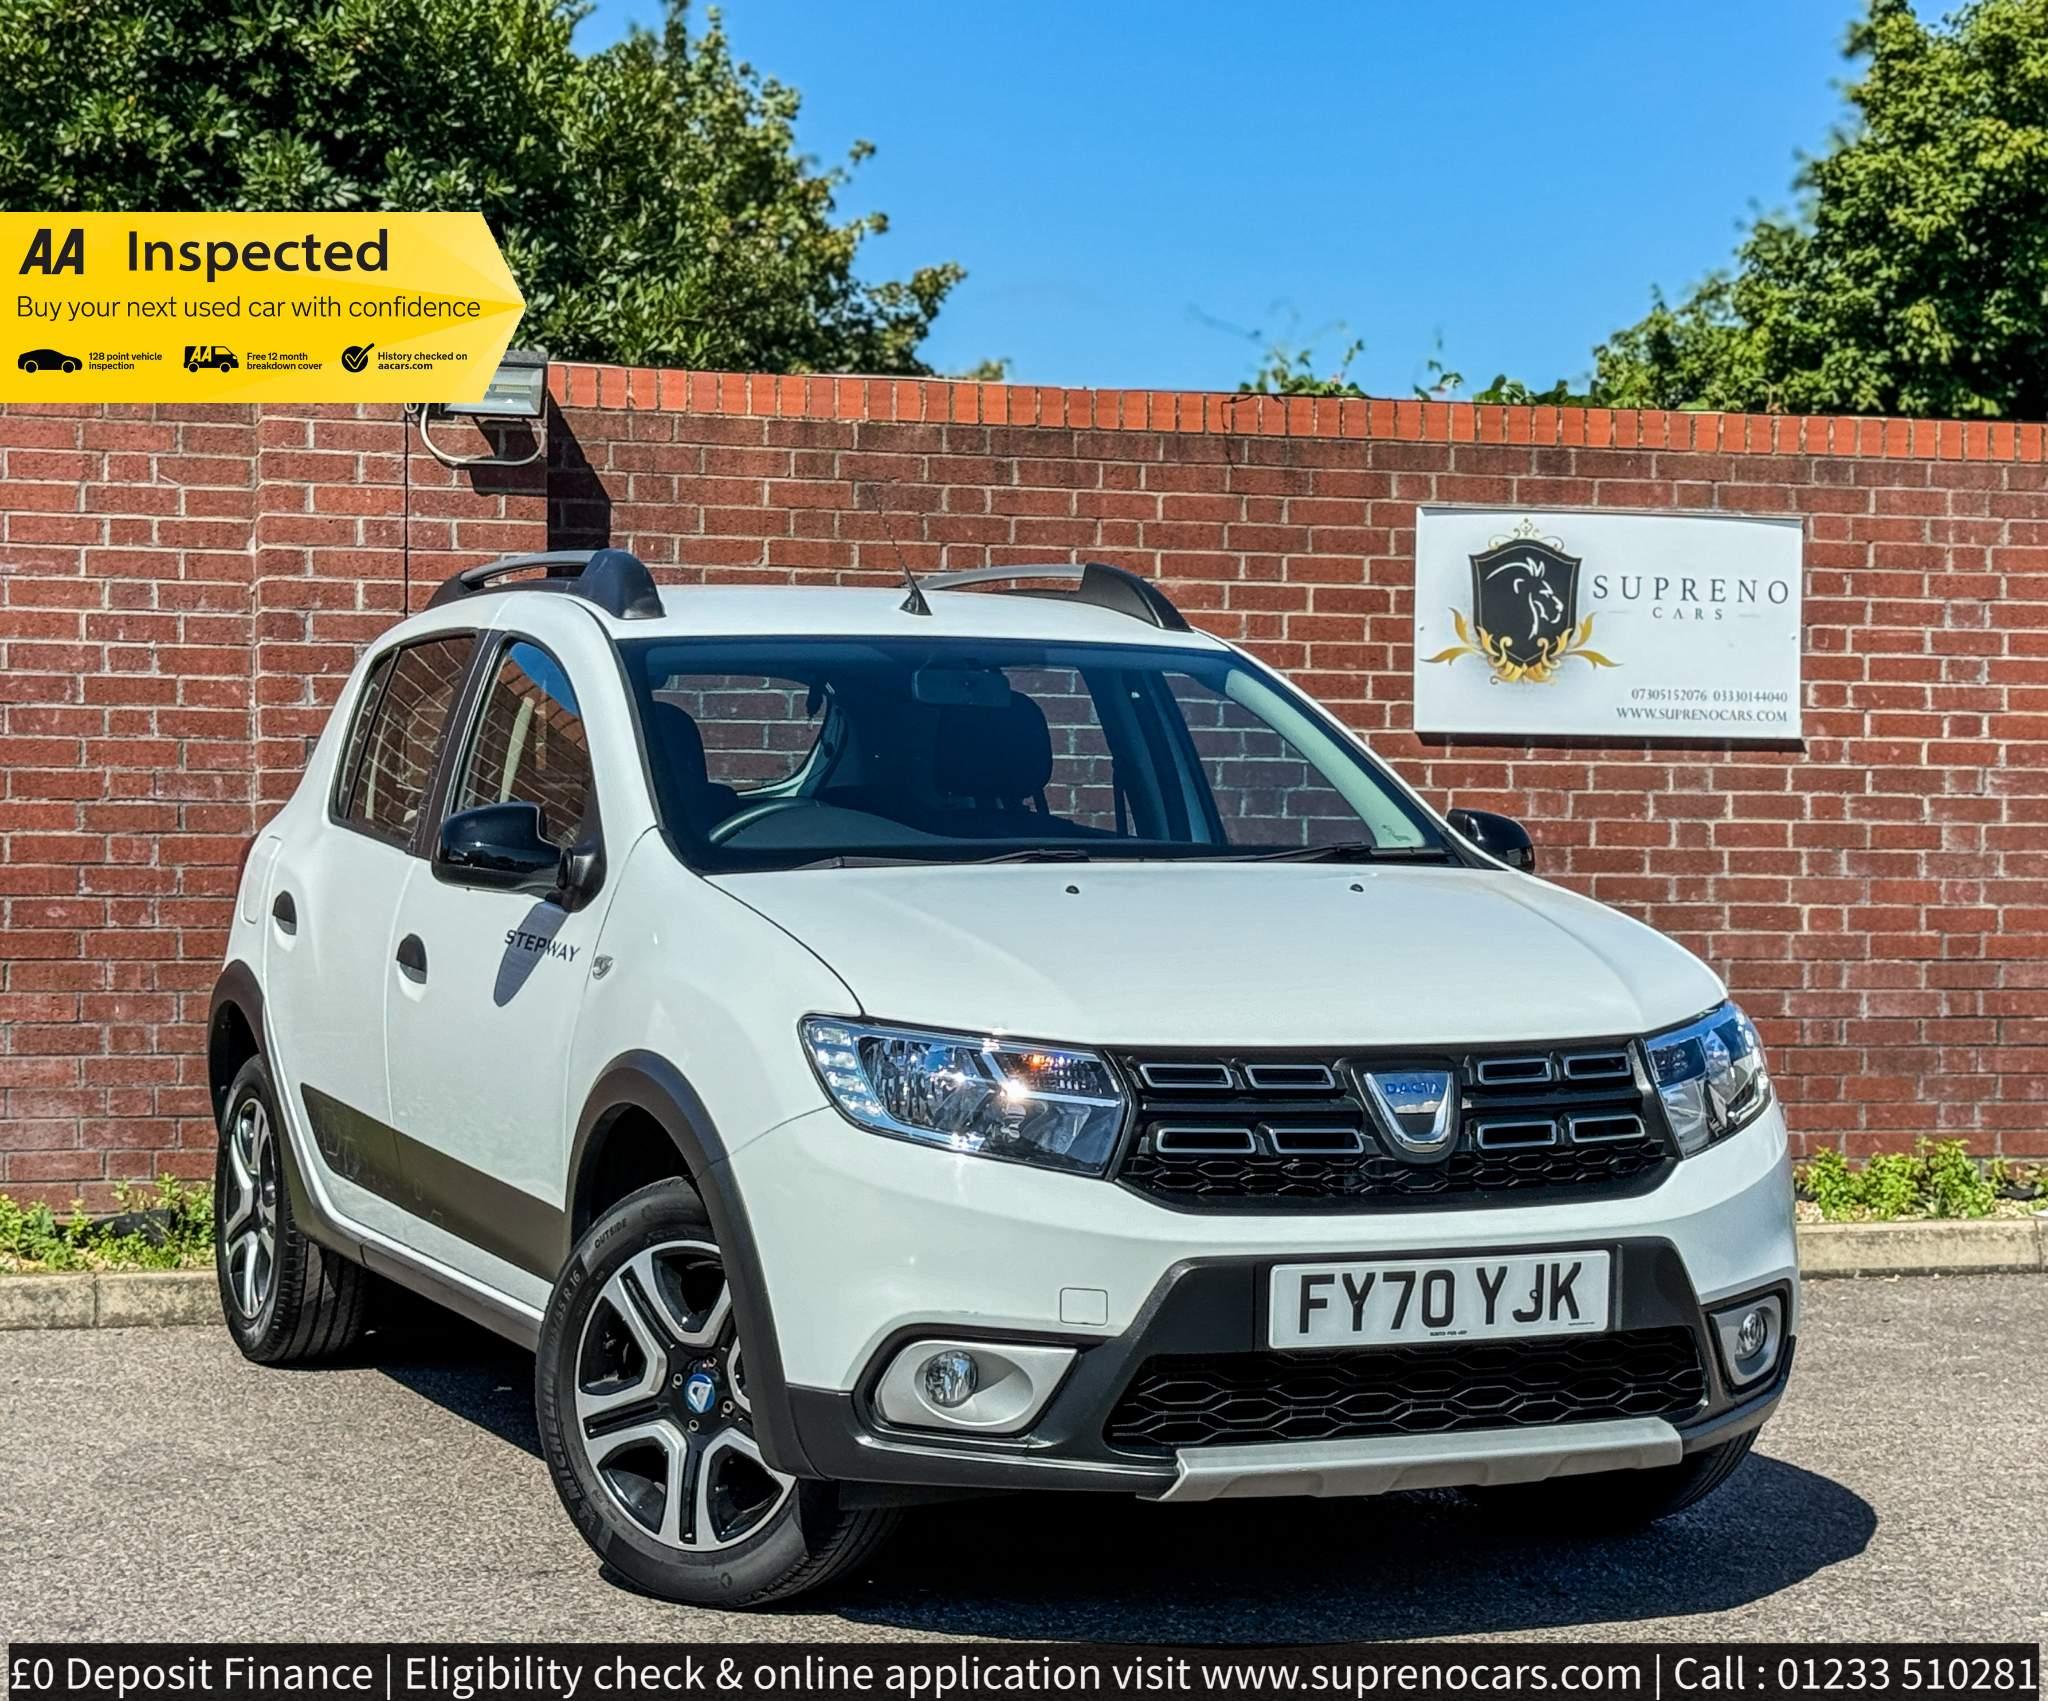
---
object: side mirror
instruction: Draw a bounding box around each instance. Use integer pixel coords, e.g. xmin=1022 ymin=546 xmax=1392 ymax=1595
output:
xmin=437 ymin=802 xmax=564 ymax=893
xmin=1447 ymin=807 xmax=1537 ymax=874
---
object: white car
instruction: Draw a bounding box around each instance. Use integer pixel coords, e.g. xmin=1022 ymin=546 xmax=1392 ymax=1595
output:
xmin=209 ymin=549 xmax=1797 ymax=1606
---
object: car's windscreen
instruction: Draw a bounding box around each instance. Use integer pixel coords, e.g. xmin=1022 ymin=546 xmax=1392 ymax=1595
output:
xmin=620 ymin=635 xmax=1452 ymax=872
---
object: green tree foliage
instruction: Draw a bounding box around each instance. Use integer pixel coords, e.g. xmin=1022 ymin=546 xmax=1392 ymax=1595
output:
xmin=0 ymin=0 xmax=960 ymax=372
xmin=1237 ymin=335 xmax=1367 ymax=397
xmin=1589 ymin=0 xmax=2048 ymax=417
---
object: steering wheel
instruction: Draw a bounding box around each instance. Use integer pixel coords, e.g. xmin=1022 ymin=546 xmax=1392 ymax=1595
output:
xmin=707 ymin=796 xmax=815 ymax=845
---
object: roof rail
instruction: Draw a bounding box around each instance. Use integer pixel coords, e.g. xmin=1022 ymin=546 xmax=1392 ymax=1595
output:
xmin=918 ymin=561 xmax=1190 ymax=633
xmin=424 ymin=548 xmax=663 ymax=621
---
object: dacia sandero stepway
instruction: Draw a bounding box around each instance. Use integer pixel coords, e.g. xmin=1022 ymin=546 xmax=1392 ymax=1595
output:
xmin=210 ymin=549 xmax=1796 ymax=1605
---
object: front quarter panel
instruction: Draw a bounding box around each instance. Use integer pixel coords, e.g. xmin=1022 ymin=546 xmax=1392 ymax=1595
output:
xmin=569 ymin=832 xmax=857 ymax=1181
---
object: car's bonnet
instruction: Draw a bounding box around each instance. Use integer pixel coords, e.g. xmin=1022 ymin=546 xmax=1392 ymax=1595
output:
xmin=712 ymin=861 xmax=1724 ymax=1049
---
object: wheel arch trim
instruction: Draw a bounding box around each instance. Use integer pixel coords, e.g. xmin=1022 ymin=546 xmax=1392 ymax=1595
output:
xmin=569 ymin=1051 xmax=819 ymax=1480
xmin=207 ymin=959 xmax=548 ymax=1350
xmin=207 ymin=960 xmax=268 ymax=1123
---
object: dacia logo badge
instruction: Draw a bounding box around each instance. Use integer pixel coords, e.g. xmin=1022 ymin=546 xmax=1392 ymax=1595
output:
xmin=683 ymin=1371 xmax=717 ymax=1414
xmin=1362 ymin=1068 xmax=1458 ymax=1160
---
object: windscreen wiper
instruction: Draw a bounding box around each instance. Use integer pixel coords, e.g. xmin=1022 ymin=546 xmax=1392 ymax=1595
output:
xmin=777 ymin=847 xmax=1094 ymax=870
xmin=1229 ymin=840 xmax=1454 ymax=863
xmin=963 ymin=847 xmax=1093 ymax=864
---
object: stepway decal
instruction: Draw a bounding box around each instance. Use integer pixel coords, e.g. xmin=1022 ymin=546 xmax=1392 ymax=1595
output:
xmin=506 ymin=929 xmax=578 ymax=964
xmin=2 ymin=212 xmax=523 ymax=403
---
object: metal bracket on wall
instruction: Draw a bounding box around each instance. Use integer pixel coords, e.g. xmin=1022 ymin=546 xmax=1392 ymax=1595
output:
xmin=404 ymin=401 xmax=546 ymax=469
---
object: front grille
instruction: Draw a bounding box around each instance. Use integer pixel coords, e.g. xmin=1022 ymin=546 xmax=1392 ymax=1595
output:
xmin=1104 ymin=1327 xmax=1706 ymax=1453
xmin=1114 ymin=1043 xmax=1673 ymax=1209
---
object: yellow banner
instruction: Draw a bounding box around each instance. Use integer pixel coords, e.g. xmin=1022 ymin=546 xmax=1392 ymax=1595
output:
xmin=1 ymin=212 xmax=524 ymax=403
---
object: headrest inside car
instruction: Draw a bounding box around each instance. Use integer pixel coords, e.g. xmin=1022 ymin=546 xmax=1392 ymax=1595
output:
xmin=933 ymin=691 xmax=1054 ymax=803
xmin=650 ymin=699 xmax=711 ymax=787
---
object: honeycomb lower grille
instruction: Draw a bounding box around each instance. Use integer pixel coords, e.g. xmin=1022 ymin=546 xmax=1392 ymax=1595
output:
xmin=1114 ymin=1044 xmax=1674 ymax=1209
xmin=1104 ymin=1327 xmax=1707 ymax=1453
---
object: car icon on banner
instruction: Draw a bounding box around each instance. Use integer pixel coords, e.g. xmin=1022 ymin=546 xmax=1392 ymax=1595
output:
xmin=17 ymin=348 xmax=81 ymax=373
xmin=183 ymin=345 xmax=240 ymax=372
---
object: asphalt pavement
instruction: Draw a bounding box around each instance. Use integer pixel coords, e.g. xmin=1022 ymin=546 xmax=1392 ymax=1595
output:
xmin=1 ymin=1274 xmax=2042 ymax=1644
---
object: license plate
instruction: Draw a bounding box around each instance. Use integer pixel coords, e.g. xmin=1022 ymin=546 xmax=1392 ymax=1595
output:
xmin=1268 ymin=1251 xmax=1612 ymax=1349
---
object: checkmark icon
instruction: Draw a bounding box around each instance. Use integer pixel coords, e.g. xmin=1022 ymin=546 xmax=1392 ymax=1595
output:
xmin=340 ymin=344 xmax=372 ymax=373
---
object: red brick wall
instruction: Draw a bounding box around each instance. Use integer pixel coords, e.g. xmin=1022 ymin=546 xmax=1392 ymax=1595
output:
xmin=545 ymin=370 xmax=2048 ymax=1169
xmin=3 ymin=368 xmax=2043 ymax=1202
xmin=0 ymin=401 xmax=543 ymax=1206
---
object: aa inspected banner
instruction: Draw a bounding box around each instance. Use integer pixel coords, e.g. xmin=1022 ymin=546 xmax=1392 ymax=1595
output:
xmin=2 ymin=212 xmax=523 ymax=404
xmin=1413 ymin=505 xmax=1804 ymax=741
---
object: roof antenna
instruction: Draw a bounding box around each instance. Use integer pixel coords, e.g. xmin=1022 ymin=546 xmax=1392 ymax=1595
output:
xmin=894 ymin=536 xmax=932 ymax=617
xmin=859 ymin=471 xmax=932 ymax=615
xmin=851 ymin=468 xmax=933 ymax=614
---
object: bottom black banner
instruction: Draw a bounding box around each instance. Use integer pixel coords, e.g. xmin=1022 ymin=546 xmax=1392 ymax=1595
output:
xmin=5 ymin=1644 xmax=2040 ymax=1701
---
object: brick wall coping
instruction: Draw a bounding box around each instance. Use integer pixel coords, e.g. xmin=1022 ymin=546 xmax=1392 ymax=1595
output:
xmin=547 ymin=361 xmax=2048 ymax=464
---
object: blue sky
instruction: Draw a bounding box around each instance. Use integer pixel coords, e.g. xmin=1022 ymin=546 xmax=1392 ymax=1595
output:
xmin=578 ymin=2 xmax=1892 ymax=397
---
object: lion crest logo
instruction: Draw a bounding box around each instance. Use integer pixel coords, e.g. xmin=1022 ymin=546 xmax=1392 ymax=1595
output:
xmin=1424 ymin=520 xmax=1619 ymax=684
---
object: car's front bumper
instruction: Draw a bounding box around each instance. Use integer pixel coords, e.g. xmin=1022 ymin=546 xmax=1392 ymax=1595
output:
xmin=726 ymin=1099 xmax=1798 ymax=1497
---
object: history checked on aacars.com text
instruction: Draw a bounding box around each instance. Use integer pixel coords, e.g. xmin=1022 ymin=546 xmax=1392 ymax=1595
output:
xmin=6 ymin=1645 xmax=2040 ymax=1701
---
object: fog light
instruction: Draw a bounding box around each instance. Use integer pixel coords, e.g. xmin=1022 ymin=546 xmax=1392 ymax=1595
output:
xmin=1710 ymin=1292 xmax=1784 ymax=1388
xmin=1735 ymin=1307 xmax=1770 ymax=1359
xmin=920 ymin=1349 xmax=979 ymax=1409
xmin=875 ymin=1338 xmax=1077 ymax=1434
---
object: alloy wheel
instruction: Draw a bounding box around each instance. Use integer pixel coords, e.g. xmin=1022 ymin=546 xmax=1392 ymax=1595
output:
xmin=221 ymin=1093 xmax=279 ymax=1318
xmin=573 ymin=1239 xmax=795 ymax=1551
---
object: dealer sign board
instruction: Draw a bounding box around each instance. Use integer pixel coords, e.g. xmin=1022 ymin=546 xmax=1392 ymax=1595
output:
xmin=1413 ymin=506 xmax=1803 ymax=741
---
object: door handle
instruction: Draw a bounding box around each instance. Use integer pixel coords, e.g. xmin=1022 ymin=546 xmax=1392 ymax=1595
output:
xmin=395 ymin=933 xmax=428 ymax=981
xmin=271 ymin=891 xmax=297 ymax=934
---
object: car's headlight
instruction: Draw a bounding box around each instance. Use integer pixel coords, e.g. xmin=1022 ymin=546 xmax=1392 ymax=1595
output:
xmin=1645 ymin=1001 xmax=1773 ymax=1154
xmin=801 ymin=1018 xmax=1126 ymax=1175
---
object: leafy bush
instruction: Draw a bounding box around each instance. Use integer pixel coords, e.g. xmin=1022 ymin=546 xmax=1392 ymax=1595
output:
xmin=0 ymin=1176 xmax=214 ymax=1274
xmin=1796 ymin=1139 xmax=2004 ymax=1223
xmin=1861 ymin=1152 xmax=1925 ymax=1220
xmin=1922 ymin=1139 xmax=1997 ymax=1219
xmin=1804 ymin=1148 xmax=1859 ymax=1219
xmin=1988 ymin=1157 xmax=2043 ymax=1200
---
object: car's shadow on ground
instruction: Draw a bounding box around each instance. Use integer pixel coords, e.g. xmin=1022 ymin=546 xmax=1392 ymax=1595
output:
xmin=366 ymin=1309 xmax=545 ymax=1459
xmin=365 ymin=1314 xmax=1875 ymax=1643
xmin=833 ymin=1455 xmax=1874 ymax=1642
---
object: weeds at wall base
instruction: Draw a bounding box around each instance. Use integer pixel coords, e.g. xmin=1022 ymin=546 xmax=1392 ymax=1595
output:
xmin=1796 ymin=1139 xmax=2043 ymax=1224
xmin=0 ymin=1176 xmax=214 ymax=1274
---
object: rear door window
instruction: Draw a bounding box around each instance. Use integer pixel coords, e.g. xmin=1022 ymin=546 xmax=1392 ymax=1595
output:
xmin=332 ymin=634 xmax=474 ymax=848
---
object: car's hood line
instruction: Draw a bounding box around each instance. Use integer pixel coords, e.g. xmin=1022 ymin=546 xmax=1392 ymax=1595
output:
xmin=713 ymin=863 xmax=1724 ymax=1049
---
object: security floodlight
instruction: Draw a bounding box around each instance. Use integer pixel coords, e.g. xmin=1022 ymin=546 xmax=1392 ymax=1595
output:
xmin=437 ymin=346 xmax=550 ymax=420
xmin=410 ymin=346 xmax=549 ymax=467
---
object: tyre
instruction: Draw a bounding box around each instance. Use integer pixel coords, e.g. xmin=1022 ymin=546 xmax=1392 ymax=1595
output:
xmin=214 ymin=1054 xmax=369 ymax=1363
xmin=20 ymin=359 xmax=35 ymax=373
xmin=1468 ymin=1428 xmax=1758 ymax=1529
xmin=536 ymin=1179 xmax=898 ymax=1606
xmin=61 ymin=359 xmax=78 ymax=373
